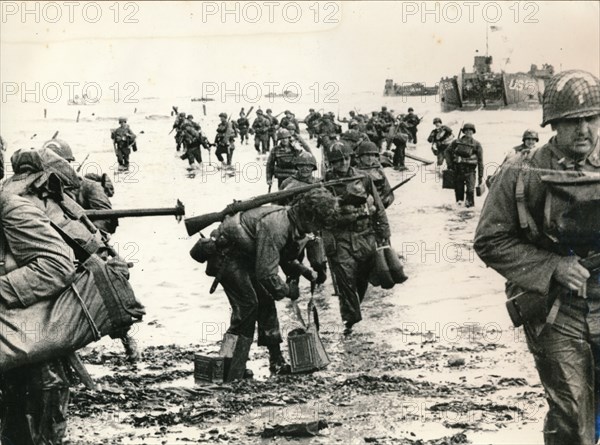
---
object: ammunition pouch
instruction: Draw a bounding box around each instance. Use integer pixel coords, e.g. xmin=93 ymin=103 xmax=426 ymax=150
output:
xmin=190 ymin=237 xmax=218 ymax=263
xmin=505 ymin=282 xmax=550 ymax=328
xmin=454 ymin=141 xmax=474 ymax=158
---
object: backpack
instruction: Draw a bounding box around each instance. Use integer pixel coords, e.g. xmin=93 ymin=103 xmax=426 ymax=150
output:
xmin=0 ymin=151 xmax=145 ymax=371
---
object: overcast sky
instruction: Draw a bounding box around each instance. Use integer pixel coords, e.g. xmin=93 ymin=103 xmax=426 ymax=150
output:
xmin=1 ymin=1 xmax=598 ymax=98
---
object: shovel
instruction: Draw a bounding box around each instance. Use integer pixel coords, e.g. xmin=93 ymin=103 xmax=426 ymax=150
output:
xmin=308 ymin=281 xmax=320 ymax=331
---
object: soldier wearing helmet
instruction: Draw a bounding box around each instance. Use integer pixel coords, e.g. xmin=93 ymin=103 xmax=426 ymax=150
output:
xmin=110 ymin=116 xmax=137 ymax=171
xmin=198 ymin=188 xmax=337 ymax=375
xmin=251 ymin=109 xmax=270 ymax=155
xmin=427 ymin=118 xmax=455 ymax=167
xmin=266 ymin=129 xmax=305 ymax=190
xmin=280 ymin=110 xmax=300 ymax=134
xmin=323 ymin=141 xmax=391 ymax=334
xmin=355 ymin=141 xmax=394 ymax=208
xmin=386 ymin=117 xmax=410 ymax=171
xmin=264 ymin=109 xmax=279 ymax=148
xmin=475 ymin=70 xmax=600 ymax=445
xmin=42 ymin=138 xmax=76 ymax=162
xmin=214 ymin=112 xmax=235 ymax=168
xmin=172 ymin=112 xmax=188 ymax=151
xmin=237 ymin=111 xmax=250 ymax=145
xmin=447 ymin=123 xmax=484 ymax=207
xmin=402 ymin=108 xmax=421 ymax=143
xmin=305 ymin=108 xmax=320 ymax=140
xmin=180 ymin=115 xmax=209 ymax=169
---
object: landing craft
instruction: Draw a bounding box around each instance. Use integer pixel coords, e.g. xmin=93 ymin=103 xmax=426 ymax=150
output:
xmin=439 ymin=55 xmax=554 ymax=112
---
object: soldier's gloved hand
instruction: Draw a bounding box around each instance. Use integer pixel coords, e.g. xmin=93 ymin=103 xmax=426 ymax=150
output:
xmin=554 ymin=256 xmax=590 ymax=291
xmin=287 ymin=279 xmax=300 ymax=301
xmin=314 ymin=264 xmax=327 ymax=285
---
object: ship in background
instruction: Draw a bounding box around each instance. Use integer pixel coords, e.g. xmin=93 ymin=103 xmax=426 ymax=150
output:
xmin=438 ymin=55 xmax=555 ymax=112
xmin=383 ymin=81 xmax=438 ymax=96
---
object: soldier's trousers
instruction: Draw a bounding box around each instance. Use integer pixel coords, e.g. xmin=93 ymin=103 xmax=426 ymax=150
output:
xmin=216 ymin=144 xmax=234 ymax=165
xmin=436 ymin=144 xmax=452 ymax=166
xmin=239 ymin=130 xmax=248 ymax=143
xmin=220 ymin=256 xmax=282 ymax=346
xmin=391 ymin=139 xmax=406 ymax=168
xmin=184 ymin=142 xmax=202 ymax=165
xmin=324 ymin=230 xmax=376 ymax=327
xmin=254 ymin=134 xmax=270 ymax=154
xmin=116 ymin=146 xmax=131 ymax=167
xmin=524 ymin=296 xmax=600 ymax=445
xmin=407 ymin=127 xmax=417 ymax=144
xmin=454 ymin=166 xmax=476 ymax=206
xmin=0 ymin=360 xmax=70 ymax=445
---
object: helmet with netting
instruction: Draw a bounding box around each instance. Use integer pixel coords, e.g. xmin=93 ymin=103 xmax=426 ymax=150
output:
xmin=294 ymin=151 xmax=317 ymax=170
xmin=294 ymin=188 xmax=338 ymax=229
xmin=541 ymin=70 xmax=600 ymax=127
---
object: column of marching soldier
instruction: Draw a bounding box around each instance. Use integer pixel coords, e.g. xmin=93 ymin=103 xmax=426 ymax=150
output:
xmin=1 ymin=69 xmax=599 ymax=445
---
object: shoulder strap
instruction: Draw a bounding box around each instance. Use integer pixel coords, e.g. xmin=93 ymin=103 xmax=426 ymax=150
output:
xmin=50 ymin=220 xmax=91 ymax=262
xmin=515 ymin=150 xmax=541 ymax=242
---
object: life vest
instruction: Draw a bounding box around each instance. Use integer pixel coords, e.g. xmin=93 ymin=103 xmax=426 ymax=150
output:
xmin=273 ymin=147 xmax=298 ymax=179
xmin=516 ymin=151 xmax=600 ymax=255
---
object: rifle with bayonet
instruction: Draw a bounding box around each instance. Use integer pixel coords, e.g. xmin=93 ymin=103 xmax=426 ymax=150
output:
xmin=390 ymin=173 xmax=417 ymax=192
xmin=185 ymin=176 xmax=364 ymax=236
xmin=86 ymin=200 xmax=185 ymax=222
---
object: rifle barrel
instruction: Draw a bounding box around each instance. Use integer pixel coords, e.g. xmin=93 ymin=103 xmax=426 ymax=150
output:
xmin=390 ymin=174 xmax=417 ymax=192
xmin=86 ymin=200 xmax=185 ymax=219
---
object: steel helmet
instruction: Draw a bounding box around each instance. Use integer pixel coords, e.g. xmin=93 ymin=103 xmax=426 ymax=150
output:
xmin=187 ymin=114 xmax=194 ymax=119
xmin=277 ymin=129 xmax=292 ymax=140
xmin=408 ymin=107 xmax=414 ymax=112
xmin=257 ymin=109 xmax=263 ymax=115
xmin=462 ymin=123 xmax=476 ymax=134
xmin=433 ymin=117 xmax=442 ymax=124
xmin=178 ymin=112 xmax=186 ymax=117
xmin=42 ymin=138 xmax=75 ymax=162
xmin=294 ymin=151 xmax=317 ymax=170
xmin=328 ymin=142 xmax=353 ymax=162
xmin=522 ymin=129 xmax=539 ymax=142
xmin=356 ymin=141 xmax=380 ymax=156
xmin=219 ymin=112 xmax=227 ymax=118
xmin=118 ymin=117 xmax=127 ymax=123
xmin=541 ymin=70 xmax=600 ymax=127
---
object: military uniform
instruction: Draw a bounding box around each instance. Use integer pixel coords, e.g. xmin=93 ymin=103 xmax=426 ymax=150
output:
xmin=403 ymin=111 xmax=421 ymax=143
xmin=215 ymin=119 xmax=235 ymax=166
xmin=252 ymin=114 xmax=271 ymax=154
xmin=266 ymin=112 xmax=279 ymax=148
xmin=427 ymin=124 xmax=454 ymax=166
xmin=323 ymin=167 xmax=390 ymax=330
xmin=266 ymin=143 xmax=302 ymax=189
xmin=237 ymin=116 xmax=250 ymax=144
xmin=447 ymin=133 xmax=484 ymax=207
xmin=475 ymin=70 xmax=600 ymax=445
xmin=111 ymin=123 xmax=136 ymax=169
xmin=211 ymin=206 xmax=317 ymax=372
xmin=386 ymin=121 xmax=410 ymax=170
xmin=0 ymin=193 xmax=76 ymax=445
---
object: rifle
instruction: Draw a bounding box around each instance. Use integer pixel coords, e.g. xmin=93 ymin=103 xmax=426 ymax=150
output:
xmin=185 ymin=176 xmax=363 ymax=236
xmin=52 ymin=131 xmax=60 ymax=139
xmin=405 ymin=153 xmax=434 ymax=165
xmin=390 ymin=173 xmax=417 ymax=192
xmin=86 ymin=200 xmax=185 ymax=223
xmin=76 ymin=153 xmax=90 ymax=173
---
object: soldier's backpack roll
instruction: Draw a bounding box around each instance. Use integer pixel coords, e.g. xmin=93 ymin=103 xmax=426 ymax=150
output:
xmin=0 ymin=250 xmax=145 ymax=372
